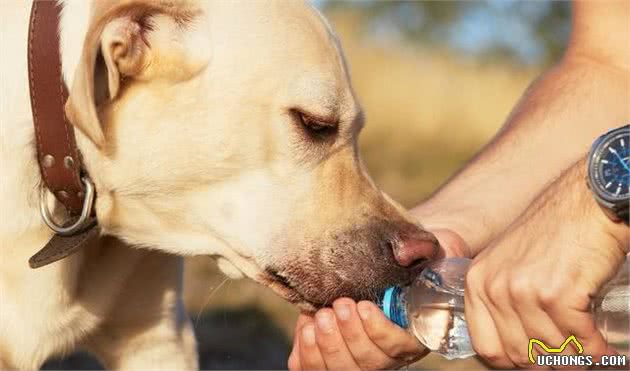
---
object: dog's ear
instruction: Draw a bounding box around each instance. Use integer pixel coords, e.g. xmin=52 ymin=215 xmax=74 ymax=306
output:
xmin=65 ymin=10 xmax=148 ymax=149
xmin=65 ymin=1 xmax=200 ymax=149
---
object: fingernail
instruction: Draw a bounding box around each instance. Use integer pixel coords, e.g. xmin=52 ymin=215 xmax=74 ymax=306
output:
xmin=302 ymin=323 xmax=316 ymax=346
xmin=357 ymin=302 xmax=371 ymax=320
xmin=335 ymin=304 xmax=350 ymax=321
xmin=316 ymin=311 xmax=334 ymax=333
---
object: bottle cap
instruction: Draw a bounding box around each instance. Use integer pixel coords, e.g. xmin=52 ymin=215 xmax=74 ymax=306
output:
xmin=379 ymin=286 xmax=409 ymax=328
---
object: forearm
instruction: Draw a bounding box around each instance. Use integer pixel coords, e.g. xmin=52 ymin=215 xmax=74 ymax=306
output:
xmin=533 ymin=156 xmax=629 ymax=254
xmin=413 ymin=57 xmax=629 ymax=254
xmin=464 ymin=155 xmax=628 ymax=369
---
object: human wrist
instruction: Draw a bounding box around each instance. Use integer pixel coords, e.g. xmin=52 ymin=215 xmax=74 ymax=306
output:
xmin=593 ymin=208 xmax=629 ymax=255
xmin=575 ymin=157 xmax=630 ymax=254
xmin=587 ymin=183 xmax=630 ymax=254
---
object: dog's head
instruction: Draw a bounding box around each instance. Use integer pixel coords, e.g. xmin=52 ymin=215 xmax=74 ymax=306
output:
xmin=64 ymin=0 xmax=439 ymax=311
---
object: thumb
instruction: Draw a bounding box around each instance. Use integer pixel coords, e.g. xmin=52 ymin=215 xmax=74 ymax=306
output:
xmin=429 ymin=228 xmax=473 ymax=259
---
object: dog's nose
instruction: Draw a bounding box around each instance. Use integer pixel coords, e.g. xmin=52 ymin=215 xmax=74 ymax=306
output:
xmin=391 ymin=230 xmax=439 ymax=268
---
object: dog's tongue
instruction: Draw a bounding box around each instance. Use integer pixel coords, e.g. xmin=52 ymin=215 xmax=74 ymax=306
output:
xmin=393 ymin=232 xmax=439 ymax=267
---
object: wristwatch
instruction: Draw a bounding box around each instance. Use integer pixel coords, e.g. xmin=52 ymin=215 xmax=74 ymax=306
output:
xmin=587 ymin=124 xmax=630 ymax=225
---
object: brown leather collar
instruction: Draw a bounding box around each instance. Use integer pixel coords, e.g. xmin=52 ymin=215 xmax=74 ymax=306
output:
xmin=28 ymin=0 xmax=85 ymax=213
xmin=28 ymin=0 xmax=98 ymax=268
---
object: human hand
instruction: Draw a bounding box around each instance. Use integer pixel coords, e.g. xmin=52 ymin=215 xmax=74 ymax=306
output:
xmin=287 ymin=229 xmax=471 ymax=370
xmin=287 ymin=299 xmax=427 ymax=371
xmin=411 ymin=204 xmax=478 ymax=258
xmin=464 ymin=159 xmax=628 ymax=369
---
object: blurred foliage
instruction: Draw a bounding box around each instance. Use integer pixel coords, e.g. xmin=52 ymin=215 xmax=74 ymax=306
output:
xmin=323 ymin=0 xmax=571 ymax=66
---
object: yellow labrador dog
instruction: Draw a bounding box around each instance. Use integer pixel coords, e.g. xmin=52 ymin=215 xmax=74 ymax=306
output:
xmin=0 ymin=0 xmax=438 ymax=369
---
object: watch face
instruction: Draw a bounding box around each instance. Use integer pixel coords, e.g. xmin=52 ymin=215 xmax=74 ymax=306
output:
xmin=591 ymin=129 xmax=630 ymax=201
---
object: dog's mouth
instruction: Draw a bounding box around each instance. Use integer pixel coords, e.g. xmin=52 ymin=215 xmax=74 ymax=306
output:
xmin=258 ymin=268 xmax=321 ymax=312
xmin=258 ymin=265 xmax=413 ymax=313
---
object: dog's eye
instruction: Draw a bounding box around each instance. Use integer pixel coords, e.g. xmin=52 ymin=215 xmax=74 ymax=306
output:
xmin=292 ymin=110 xmax=338 ymax=140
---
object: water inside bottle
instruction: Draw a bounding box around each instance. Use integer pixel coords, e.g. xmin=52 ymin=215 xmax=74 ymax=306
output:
xmin=409 ymin=257 xmax=630 ymax=359
xmin=385 ymin=257 xmax=629 ymax=360
xmin=407 ymin=258 xmax=475 ymax=360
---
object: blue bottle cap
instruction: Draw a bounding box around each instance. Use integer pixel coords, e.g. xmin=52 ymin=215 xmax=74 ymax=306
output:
xmin=379 ymin=286 xmax=409 ymax=329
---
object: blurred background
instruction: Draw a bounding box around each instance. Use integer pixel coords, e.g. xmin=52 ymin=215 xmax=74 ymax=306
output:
xmin=45 ymin=1 xmax=571 ymax=369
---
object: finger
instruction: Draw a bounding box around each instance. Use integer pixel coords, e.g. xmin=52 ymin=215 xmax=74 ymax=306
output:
xmin=314 ymin=309 xmax=361 ymax=371
xmin=465 ymin=270 xmax=515 ymax=369
xmin=484 ymin=279 xmax=536 ymax=367
xmin=332 ymin=298 xmax=398 ymax=369
xmin=356 ymin=301 xmax=427 ymax=362
xmin=516 ymin=309 xmax=567 ymax=369
xmin=295 ymin=313 xmax=315 ymax=330
xmin=289 ymin=314 xmax=313 ymax=371
xmin=512 ymin=288 xmax=570 ymax=369
xmin=288 ymin=332 xmax=301 ymax=371
xmin=486 ymin=301 xmax=539 ymax=368
xmin=540 ymin=280 xmax=615 ymax=365
xmin=299 ymin=321 xmax=327 ymax=371
xmin=549 ymin=306 xmax=611 ymax=364
xmin=430 ymin=228 xmax=472 ymax=258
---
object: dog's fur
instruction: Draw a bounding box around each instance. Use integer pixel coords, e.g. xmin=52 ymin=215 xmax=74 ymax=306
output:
xmin=0 ymin=1 xmax=438 ymax=368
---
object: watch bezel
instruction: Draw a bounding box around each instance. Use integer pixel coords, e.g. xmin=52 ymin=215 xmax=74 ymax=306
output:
xmin=587 ymin=126 xmax=630 ymax=206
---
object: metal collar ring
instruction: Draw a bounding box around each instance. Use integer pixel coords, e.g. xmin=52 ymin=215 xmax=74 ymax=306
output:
xmin=40 ymin=177 xmax=96 ymax=236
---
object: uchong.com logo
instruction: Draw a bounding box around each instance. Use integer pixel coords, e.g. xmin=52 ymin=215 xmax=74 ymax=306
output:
xmin=528 ymin=335 xmax=628 ymax=368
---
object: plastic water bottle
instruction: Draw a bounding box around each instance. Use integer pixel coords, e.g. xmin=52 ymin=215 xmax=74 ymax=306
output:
xmin=378 ymin=257 xmax=630 ymax=360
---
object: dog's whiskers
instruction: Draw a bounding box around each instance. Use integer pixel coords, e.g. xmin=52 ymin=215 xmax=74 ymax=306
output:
xmin=194 ymin=277 xmax=229 ymax=325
